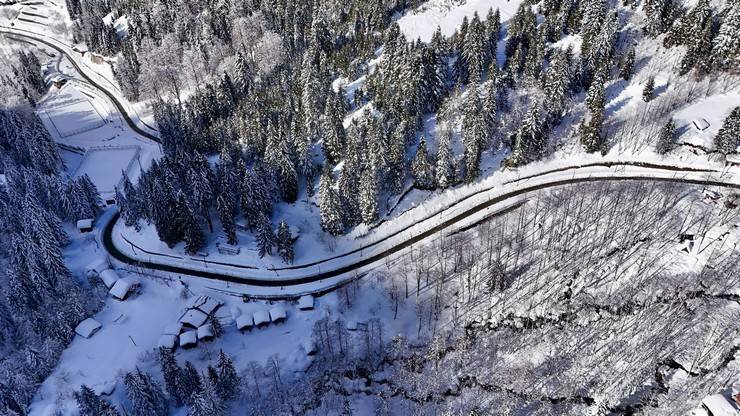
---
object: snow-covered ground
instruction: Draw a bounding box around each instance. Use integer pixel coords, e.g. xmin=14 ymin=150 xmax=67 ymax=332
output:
xmin=396 ymin=0 xmax=524 ymax=42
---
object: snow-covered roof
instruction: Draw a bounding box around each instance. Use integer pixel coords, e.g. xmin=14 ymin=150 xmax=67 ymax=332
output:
xmin=75 ymin=318 xmax=102 ymax=338
xmin=253 ymin=310 xmax=270 ymax=326
xmin=158 ymin=334 xmax=177 ymax=349
xmin=0 ymin=174 xmax=6 ymax=187
xmin=180 ymin=309 xmax=209 ymax=328
xmin=303 ymin=339 xmax=317 ymax=355
xmin=269 ymin=306 xmax=287 ymax=322
xmin=701 ymin=394 xmax=737 ymax=416
xmin=86 ymin=258 xmax=109 ymax=275
xmin=197 ymin=324 xmax=214 ymax=340
xmin=298 ymin=295 xmax=314 ymax=310
xmin=726 ymin=154 xmax=740 ymax=165
xmin=693 ymin=118 xmax=710 ymax=131
xmin=189 ymin=296 xmax=223 ymax=315
xmin=76 ymin=218 xmax=93 ymax=230
xmin=179 ymin=331 xmax=197 ymax=347
xmin=99 ymin=269 xmax=119 ymax=289
xmin=236 ymin=315 xmax=254 ymax=330
xmin=346 ymin=320 xmax=358 ymax=331
xmin=163 ymin=322 xmax=183 ymax=336
xmin=109 ymin=278 xmax=135 ymax=300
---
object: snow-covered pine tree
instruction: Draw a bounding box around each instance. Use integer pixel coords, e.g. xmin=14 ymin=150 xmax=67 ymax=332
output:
xmin=463 ymin=13 xmax=488 ymax=82
xmin=713 ymin=4 xmax=740 ymax=70
xmin=644 ymin=0 xmax=675 ymax=37
xmin=620 ymin=47 xmax=636 ymax=80
xmin=158 ymin=347 xmax=185 ymax=406
xmin=586 ymin=70 xmax=607 ymax=115
xmin=543 ymin=49 xmax=572 ymax=123
xmin=123 ymin=370 xmax=168 ymax=416
xmin=676 ymin=0 xmax=713 ymax=75
xmin=181 ymin=361 xmax=203 ymax=405
xmin=189 ymin=374 xmax=224 ymax=416
xmin=580 ymin=103 xmax=605 ymax=154
xmin=462 ymin=85 xmax=487 ymax=182
xmin=715 ymin=107 xmax=740 ymax=154
xmin=241 ymin=166 xmax=273 ymax=230
xmin=321 ymin=95 xmax=346 ymax=165
xmin=276 ymin=220 xmax=294 ymax=264
xmin=485 ymin=8 xmax=502 ymax=65
xmin=642 ymin=76 xmax=655 ymax=102
xmin=215 ymin=350 xmax=240 ymax=401
xmin=452 ymin=16 xmax=470 ymax=85
xmin=656 ymin=119 xmax=675 ymax=155
xmin=435 ymin=124 xmax=455 ymax=189
xmin=483 ymin=78 xmax=499 ymax=135
xmin=359 ymin=167 xmax=379 ymax=224
xmin=580 ymin=0 xmax=607 ymax=55
xmin=387 ymin=121 xmax=408 ymax=195
xmin=216 ymin=192 xmax=237 ymax=245
xmin=74 ymin=385 xmax=119 ymax=416
xmin=411 ymin=138 xmax=436 ymax=190
xmin=337 ymin=137 xmax=362 ymax=227
xmin=176 ymin=192 xmax=205 ymax=255
xmin=511 ymin=103 xmax=545 ymax=165
xmin=255 ymin=212 xmax=276 ymax=258
xmin=320 ymin=176 xmax=344 ymax=236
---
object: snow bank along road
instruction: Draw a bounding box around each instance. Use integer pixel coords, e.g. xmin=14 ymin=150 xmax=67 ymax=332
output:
xmin=4 ymin=26 xmax=740 ymax=297
xmin=103 ymin=161 xmax=740 ymax=296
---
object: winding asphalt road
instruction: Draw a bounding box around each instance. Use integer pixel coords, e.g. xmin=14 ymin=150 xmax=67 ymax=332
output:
xmin=5 ymin=26 xmax=740 ymax=293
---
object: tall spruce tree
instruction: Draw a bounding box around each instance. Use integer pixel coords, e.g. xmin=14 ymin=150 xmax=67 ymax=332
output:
xmin=435 ymin=125 xmax=455 ymax=189
xmin=276 ymin=220 xmax=294 ymax=264
xmin=319 ymin=168 xmax=344 ymax=235
xmin=642 ymin=76 xmax=655 ymax=102
xmin=713 ymin=4 xmax=740 ymax=70
xmin=411 ymin=138 xmax=435 ymax=190
xmin=359 ymin=167 xmax=379 ymax=224
xmin=123 ymin=370 xmax=168 ymax=416
xmin=255 ymin=212 xmax=276 ymax=258
xmin=74 ymin=385 xmax=119 ymax=416
xmin=656 ymin=120 xmax=675 ymax=155
xmin=715 ymin=107 xmax=740 ymax=154
xmin=512 ymin=104 xmax=545 ymax=164
xmin=215 ymin=350 xmax=240 ymax=400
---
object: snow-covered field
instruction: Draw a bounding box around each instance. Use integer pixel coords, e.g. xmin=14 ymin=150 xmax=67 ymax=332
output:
xmin=39 ymin=89 xmax=108 ymax=139
xmin=73 ymin=146 xmax=140 ymax=197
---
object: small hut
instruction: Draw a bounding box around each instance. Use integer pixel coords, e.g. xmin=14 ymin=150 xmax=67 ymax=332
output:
xmin=269 ymin=306 xmax=287 ymax=324
xmin=157 ymin=334 xmax=178 ymax=350
xmin=85 ymin=258 xmax=109 ymax=278
xmin=298 ymin=295 xmax=314 ymax=311
xmin=253 ymin=310 xmax=270 ymax=328
xmin=179 ymin=331 xmax=197 ymax=349
xmin=99 ymin=269 xmax=120 ymax=289
xmin=179 ymin=309 xmax=209 ymax=329
xmin=726 ymin=154 xmax=740 ymax=168
xmin=75 ymin=318 xmax=102 ymax=339
xmin=77 ymin=218 xmax=94 ymax=233
xmin=197 ymin=324 xmax=214 ymax=341
xmin=236 ymin=315 xmax=254 ymax=332
xmin=109 ymin=278 xmax=139 ymax=300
